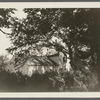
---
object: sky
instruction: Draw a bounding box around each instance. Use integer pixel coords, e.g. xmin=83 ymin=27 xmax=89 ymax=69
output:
xmin=0 ymin=8 xmax=26 ymax=59
xmin=0 ymin=29 xmax=11 ymax=56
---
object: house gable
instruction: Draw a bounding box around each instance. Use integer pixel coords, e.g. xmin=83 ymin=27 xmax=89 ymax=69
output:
xmin=7 ymin=51 xmax=67 ymax=76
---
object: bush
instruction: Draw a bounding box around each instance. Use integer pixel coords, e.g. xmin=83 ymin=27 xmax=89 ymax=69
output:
xmin=47 ymin=68 xmax=98 ymax=92
xmin=0 ymin=68 xmax=98 ymax=92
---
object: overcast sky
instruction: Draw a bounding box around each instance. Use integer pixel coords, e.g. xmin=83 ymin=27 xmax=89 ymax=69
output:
xmin=0 ymin=8 xmax=26 ymax=59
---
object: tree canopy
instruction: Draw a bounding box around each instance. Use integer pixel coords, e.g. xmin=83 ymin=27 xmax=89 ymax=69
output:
xmin=6 ymin=9 xmax=97 ymax=69
xmin=1 ymin=8 xmax=100 ymax=91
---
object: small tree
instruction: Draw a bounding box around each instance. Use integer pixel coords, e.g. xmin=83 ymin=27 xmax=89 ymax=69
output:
xmin=0 ymin=55 xmax=9 ymax=71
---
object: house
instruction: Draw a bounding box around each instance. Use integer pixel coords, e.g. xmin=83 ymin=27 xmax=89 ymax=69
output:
xmin=7 ymin=52 xmax=68 ymax=77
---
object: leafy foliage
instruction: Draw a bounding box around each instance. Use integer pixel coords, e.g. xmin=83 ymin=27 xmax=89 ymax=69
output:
xmin=0 ymin=8 xmax=16 ymax=28
xmin=1 ymin=8 xmax=100 ymax=91
xmin=6 ymin=9 xmax=97 ymax=69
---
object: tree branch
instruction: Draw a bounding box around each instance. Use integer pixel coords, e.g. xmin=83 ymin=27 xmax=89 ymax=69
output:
xmin=0 ymin=29 xmax=10 ymax=35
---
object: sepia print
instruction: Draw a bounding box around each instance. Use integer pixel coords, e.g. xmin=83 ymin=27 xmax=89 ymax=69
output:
xmin=0 ymin=3 xmax=100 ymax=97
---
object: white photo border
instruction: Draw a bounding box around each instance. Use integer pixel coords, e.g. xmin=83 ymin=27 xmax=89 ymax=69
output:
xmin=0 ymin=2 xmax=99 ymax=98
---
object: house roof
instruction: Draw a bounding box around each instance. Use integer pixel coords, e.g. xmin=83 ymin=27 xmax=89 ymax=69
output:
xmin=27 ymin=55 xmax=59 ymax=66
xmin=8 ymin=53 xmax=60 ymax=70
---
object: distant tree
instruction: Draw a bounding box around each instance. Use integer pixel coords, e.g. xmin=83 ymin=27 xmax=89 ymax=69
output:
xmin=0 ymin=55 xmax=9 ymax=71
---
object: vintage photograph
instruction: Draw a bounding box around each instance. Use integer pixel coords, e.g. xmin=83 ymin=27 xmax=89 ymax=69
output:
xmin=0 ymin=5 xmax=100 ymax=93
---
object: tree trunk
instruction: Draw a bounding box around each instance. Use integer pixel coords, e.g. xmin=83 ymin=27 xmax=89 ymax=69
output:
xmin=67 ymin=42 xmax=77 ymax=70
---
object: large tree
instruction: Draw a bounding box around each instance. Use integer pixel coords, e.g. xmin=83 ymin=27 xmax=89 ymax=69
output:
xmin=7 ymin=9 xmax=95 ymax=66
xmin=6 ymin=8 xmax=100 ymax=90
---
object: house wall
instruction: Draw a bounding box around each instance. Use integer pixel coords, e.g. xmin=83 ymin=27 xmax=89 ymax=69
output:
xmin=18 ymin=58 xmax=59 ymax=76
xmin=25 ymin=65 xmax=55 ymax=77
